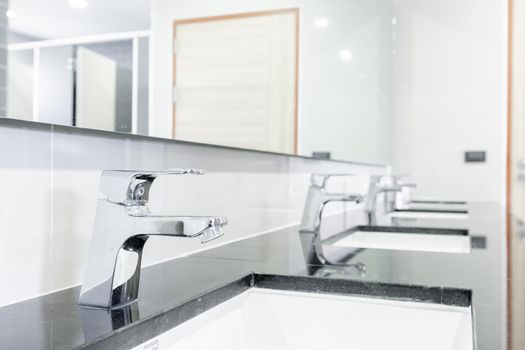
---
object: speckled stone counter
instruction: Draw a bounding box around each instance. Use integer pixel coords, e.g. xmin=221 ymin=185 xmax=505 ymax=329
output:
xmin=0 ymin=201 xmax=515 ymax=350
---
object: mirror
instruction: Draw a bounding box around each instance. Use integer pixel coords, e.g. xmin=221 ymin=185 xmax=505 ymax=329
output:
xmin=3 ymin=0 xmax=391 ymax=163
xmin=2 ymin=0 xmax=504 ymax=169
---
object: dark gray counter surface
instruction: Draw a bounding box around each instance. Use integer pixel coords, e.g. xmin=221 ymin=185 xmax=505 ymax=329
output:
xmin=0 ymin=201 xmax=516 ymax=350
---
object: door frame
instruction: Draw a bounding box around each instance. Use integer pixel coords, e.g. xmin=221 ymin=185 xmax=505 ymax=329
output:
xmin=171 ymin=8 xmax=300 ymax=154
xmin=507 ymin=0 xmax=514 ymax=348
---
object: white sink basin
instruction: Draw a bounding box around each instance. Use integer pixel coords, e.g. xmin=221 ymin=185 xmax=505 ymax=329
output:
xmin=407 ymin=203 xmax=468 ymax=212
xmin=133 ymin=288 xmax=473 ymax=350
xmin=388 ymin=210 xmax=469 ymax=220
xmin=333 ymin=230 xmax=471 ymax=253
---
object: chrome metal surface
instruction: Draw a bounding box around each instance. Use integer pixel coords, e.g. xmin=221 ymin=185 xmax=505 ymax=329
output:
xmin=392 ymin=175 xmax=417 ymax=210
xmin=393 ymin=175 xmax=417 ymax=189
xmin=99 ymin=168 xmax=204 ymax=207
xmin=299 ymin=174 xmax=365 ymax=269
xmin=299 ymin=174 xmax=364 ymax=233
xmin=365 ymin=175 xmax=405 ymax=225
xmin=79 ymin=169 xmax=227 ymax=309
xmin=311 ymin=263 xmax=367 ymax=278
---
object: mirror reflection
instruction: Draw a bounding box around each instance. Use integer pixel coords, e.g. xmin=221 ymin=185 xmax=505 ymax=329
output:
xmin=5 ymin=0 xmax=397 ymax=163
xmin=3 ymin=0 xmax=505 ymax=165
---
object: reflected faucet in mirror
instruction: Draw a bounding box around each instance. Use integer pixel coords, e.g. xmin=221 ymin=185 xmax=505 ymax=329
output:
xmin=78 ymin=169 xmax=228 ymax=310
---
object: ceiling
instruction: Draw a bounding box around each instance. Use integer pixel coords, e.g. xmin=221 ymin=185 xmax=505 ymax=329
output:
xmin=8 ymin=0 xmax=151 ymax=40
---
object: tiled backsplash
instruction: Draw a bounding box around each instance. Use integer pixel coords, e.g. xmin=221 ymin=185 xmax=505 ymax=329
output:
xmin=0 ymin=0 xmax=7 ymax=114
xmin=0 ymin=118 xmax=387 ymax=307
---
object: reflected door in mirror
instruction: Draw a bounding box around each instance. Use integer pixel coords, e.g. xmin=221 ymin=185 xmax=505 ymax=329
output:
xmin=172 ymin=9 xmax=299 ymax=154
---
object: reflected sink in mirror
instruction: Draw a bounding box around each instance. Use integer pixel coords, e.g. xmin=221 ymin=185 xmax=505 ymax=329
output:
xmin=330 ymin=226 xmax=471 ymax=254
xmin=132 ymin=288 xmax=473 ymax=350
xmin=388 ymin=208 xmax=469 ymax=221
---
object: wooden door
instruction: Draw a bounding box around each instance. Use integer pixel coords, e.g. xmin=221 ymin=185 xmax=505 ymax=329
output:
xmin=172 ymin=9 xmax=299 ymax=154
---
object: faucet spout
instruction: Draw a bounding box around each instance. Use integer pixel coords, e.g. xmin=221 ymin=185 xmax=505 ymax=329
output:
xmin=78 ymin=170 xmax=227 ymax=309
xmin=365 ymin=175 xmax=405 ymax=225
xmin=128 ymin=213 xmax=227 ymax=242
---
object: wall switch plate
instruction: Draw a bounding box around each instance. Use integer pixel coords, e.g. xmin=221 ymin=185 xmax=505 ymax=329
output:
xmin=312 ymin=152 xmax=331 ymax=160
xmin=465 ymin=151 xmax=486 ymax=163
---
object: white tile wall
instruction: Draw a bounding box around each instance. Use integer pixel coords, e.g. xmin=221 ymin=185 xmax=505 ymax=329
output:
xmin=0 ymin=119 xmax=387 ymax=306
xmin=0 ymin=122 xmax=53 ymax=304
xmin=0 ymin=0 xmax=6 ymax=114
xmin=390 ymin=0 xmax=507 ymax=203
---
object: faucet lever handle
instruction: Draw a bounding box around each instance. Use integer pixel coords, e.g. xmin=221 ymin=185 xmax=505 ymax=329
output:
xmin=100 ymin=168 xmax=204 ymax=205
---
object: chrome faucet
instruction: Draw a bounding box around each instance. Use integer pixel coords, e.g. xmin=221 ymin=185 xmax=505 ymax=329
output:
xmin=79 ymin=169 xmax=227 ymax=309
xmin=299 ymin=174 xmax=366 ymax=272
xmin=392 ymin=175 xmax=417 ymax=209
xmin=393 ymin=175 xmax=417 ymax=189
xmin=300 ymin=174 xmax=365 ymax=233
xmin=365 ymin=175 xmax=405 ymax=225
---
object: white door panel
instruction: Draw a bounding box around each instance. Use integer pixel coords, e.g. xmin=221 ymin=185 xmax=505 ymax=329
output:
xmin=173 ymin=10 xmax=298 ymax=153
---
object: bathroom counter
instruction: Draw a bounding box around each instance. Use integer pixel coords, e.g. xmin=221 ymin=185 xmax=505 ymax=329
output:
xmin=0 ymin=201 xmax=515 ymax=350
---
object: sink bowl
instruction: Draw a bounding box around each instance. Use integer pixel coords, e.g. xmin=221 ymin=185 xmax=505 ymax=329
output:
xmin=331 ymin=226 xmax=471 ymax=253
xmin=388 ymin=209 xmax=469 ymax=221
xmin=405 ymin=200 xmax=468 ymax=212
xmin=132 ymin=288 xmax=473 ymax=350
xmin=411 ymin=200 xmax=467 ymax=205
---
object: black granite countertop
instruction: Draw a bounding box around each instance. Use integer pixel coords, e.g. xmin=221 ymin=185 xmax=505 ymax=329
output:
xmin=0 ymin=201 xmax=516 ymax=350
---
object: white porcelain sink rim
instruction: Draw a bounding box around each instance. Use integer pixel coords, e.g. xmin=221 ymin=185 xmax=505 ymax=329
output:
xmin=332 ymin=229 xmax=471 ymax=253
xmin=388 ymin=210 xmax=469 ymax=220
xmin=406 ymin=203 xmax=468 ymax=211
xmin=133 ymin=287 xmax=474 ymax=350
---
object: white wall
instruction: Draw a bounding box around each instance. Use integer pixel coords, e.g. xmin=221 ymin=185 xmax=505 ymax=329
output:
xmin=510 ymin=0 xmax=525 ymax=221
xmin=150 ymin=0 xmax=507 ymax=201
xmin=0 ymin=119 xmax=386 ymax=307
xmin=390 ymin=0 xmax=508 ymax=202
xmin=150 ymin=0 xmax=393 ymax=164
